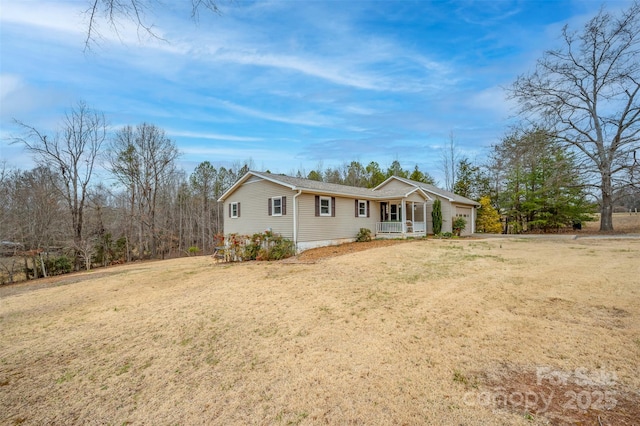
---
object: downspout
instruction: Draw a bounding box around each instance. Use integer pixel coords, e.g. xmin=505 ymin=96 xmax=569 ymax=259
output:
xmin=472 ymin=205 xmax=476 ymax=234
xmin=401 ymin=197 xmax=406 ymax=236
xmin=293 ymin=190 xmax=302 ymax=252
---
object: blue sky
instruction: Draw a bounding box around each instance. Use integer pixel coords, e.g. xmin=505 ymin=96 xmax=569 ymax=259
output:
xmin=0 ymin=0 xmax=630 ymax=183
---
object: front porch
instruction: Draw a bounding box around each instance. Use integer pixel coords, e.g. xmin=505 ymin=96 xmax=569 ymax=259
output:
xmin=375 ymin=199 xmax=429 ymax=238
xmin=376 ymin=221 xmax=426 ymax=238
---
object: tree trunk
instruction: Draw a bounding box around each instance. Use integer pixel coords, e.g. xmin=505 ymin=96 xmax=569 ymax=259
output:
xmin=600 ymin=174 xmax=614 ymax=231
xmin=39 ymin=252 xmax=47 ymax=278
xmin=23 ymin=257 xmax=30 ymax=280
xmin=32 ymin=256 xmax=39 ymax=279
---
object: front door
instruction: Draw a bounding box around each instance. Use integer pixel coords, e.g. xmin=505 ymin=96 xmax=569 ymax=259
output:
xmin=380 ymin=202 xmax=388 ymax=222
xmin=390 ymin=204 xmax=402 ymax=221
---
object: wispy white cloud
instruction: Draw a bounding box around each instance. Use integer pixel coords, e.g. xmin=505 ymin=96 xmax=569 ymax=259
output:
xmin=208 ymin=98 xmax=334 ymax=127
xmin=167 ymin=130 xmax=263 ymax=142
xmin=0 ymin=74 xmax=23 ymax=100
xmin=212 ymin=49 xmax=391 ymax=91
xmin=464 ymin=85 xmax=513 ymax=120
xmin=0 ymin=1 xmax=83 ymax=34
xmin=151 ymin=3 xmax=456 ymax=94
xmin=0 ymin=74 xmax=70 ymax=122
xmin=179 ymin=145 xmax=300 ymax=170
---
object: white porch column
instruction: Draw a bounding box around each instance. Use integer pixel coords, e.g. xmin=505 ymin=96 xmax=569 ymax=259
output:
xmin=401 ymin=198 xmax=406 ymax=234
xmin=423 ymin=201 xmax=427 ymax=235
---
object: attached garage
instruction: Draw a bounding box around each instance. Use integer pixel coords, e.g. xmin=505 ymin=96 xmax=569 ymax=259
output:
xmin=455 ymin=206 xmax=474 ymax=236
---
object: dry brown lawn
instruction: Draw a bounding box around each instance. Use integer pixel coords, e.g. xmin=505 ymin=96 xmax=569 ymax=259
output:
xmin=1 ymin=236 xmax=639 ymax=424
xmin=582 ymin=212 xmax=640 ymax=234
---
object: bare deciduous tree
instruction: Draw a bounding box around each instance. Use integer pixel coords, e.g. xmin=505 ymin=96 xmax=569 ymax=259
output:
xmin=109 ymin=123 xmax=179 ymax=259
xmin=83 ymin=0 xmax=222 ymax=50
xmin=0 ymin=162 xmax=10 ymax=242
xmin=510 ymin=2 xmax=640 ymax=231
xmin=12 ymin=101 xmax=107 ymax=268
xmin=440 ymin=131 xmax=460 ymax=192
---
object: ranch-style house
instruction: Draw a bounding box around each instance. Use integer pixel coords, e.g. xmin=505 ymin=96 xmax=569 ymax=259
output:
xmin=218 ymin=171 xmax=479 ymax=252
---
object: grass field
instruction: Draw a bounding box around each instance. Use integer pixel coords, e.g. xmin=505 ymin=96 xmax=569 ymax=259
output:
xmin=582 ymin=212 xmax=640 ymax=234
xmin=1 ymin=233 xmax=639 ymax=425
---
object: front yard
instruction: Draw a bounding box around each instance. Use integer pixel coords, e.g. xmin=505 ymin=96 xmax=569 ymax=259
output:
xmin=1 ymin=237 xmax=639 ymax=424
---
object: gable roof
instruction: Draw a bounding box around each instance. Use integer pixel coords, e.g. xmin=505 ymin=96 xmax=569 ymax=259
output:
xmin=218 ymin=171 xmax=429 ymax=202
xmin=375 ymin=176 xmax=480 ymax=206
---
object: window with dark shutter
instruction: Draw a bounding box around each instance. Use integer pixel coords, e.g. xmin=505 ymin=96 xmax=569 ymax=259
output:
xmin=229 ymin=202 xmax=240 ymax=218
xmin=282 ymin=196 xmax=286 ymax=215
xmin=268 ymin=198 xmax=272 ymax=216
xmin=318 ymin=196 xmax=332 ymax=216
xmin=271 ymin=197 xmax=283 ymax=216
xmin=331 ymin=197 xmax=336 ymax=217
xmin=357 ymin=200 xmax=368 ymax=217
xmin=367 ymin=200 xmax=370 ymax=217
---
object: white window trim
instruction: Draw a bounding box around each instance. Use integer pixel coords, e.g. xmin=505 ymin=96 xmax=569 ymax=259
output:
xmin=319 ymin=196 xmax=332 ymax=216
xmin=231 ymin=202 xmax=239 ymax=218
xmin=358 ymin=200 xmax=367 ymax=217
xmin=272 ymin=196 xmax=283 ymax=216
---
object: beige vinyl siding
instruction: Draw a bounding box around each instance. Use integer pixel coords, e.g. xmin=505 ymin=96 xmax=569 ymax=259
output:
xmin=424 ymin=196 xmax=453 ymax=234
xmin=441 ymin=198 xmax=452 ymax=233
xmin=425 ymin=201 xmax=434 ymax=233
xmin=377 ymin=179 xmax=414 ymax=192
xmin=297 ymin=194 xmax=378 ymax=243
xmin=223 ymin=179 xmax=295 ymax=239
xmin=405 ymin=192 xmax=424 ymax=203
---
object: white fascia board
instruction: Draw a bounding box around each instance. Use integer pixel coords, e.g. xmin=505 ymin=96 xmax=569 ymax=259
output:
xmin=404 ymin=187 xmax=432 ymax=200
xmin=217 ymin=171 xmax=252 ymax=202
xmin=421 ymin=188 xmax=454 ymax=202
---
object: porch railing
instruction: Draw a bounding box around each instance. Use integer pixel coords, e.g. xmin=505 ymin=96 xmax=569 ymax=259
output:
xmin=376 ymin=221 xmax=426 ymax=234
xmin=376 ymin=222 xmax=403 ymax=233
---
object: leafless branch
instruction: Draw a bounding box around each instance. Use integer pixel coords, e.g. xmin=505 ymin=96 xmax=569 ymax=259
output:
xmin=82 ymin=0 xmax=224 ymax=51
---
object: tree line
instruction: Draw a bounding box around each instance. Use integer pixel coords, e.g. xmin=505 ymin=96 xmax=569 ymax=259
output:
xmin=1 ymin=103 xmax=254 ymax=282
xmin=295 ymin=160 xmax=435 ymax=189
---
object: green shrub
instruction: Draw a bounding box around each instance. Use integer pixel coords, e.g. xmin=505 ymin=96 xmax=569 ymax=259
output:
xmin=256 ymin=233 xmax=295 ymax=261
xmin=242 ymin=233 xmax=264 ymax=260
xmin=227 ymin=232 xmax=295 ymax=261
xmin=356 ymin=228 xmax=372 ymax=242
xmin=453 ymin=217 xmax=467 ymax=236
xmin=42 ymin=255 xmax=73 ymax=276
xmin=187 ymin=246 xmax=200 ymax=256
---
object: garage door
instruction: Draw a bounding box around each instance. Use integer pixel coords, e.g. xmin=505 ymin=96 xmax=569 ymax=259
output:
xmin=455 ymin=206 xmax=473 ymax=236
